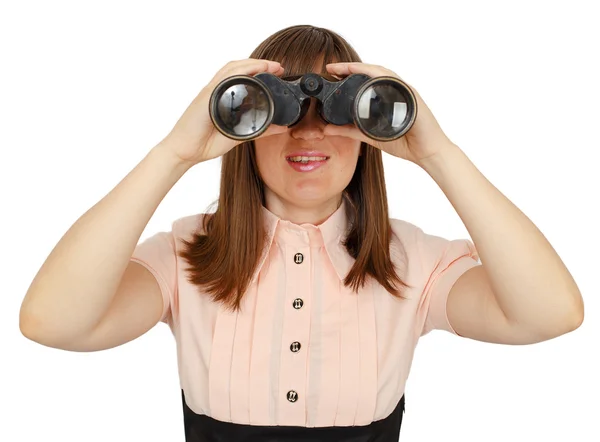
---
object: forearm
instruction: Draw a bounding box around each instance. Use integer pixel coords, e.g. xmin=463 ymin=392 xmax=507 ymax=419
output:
xmin=419 ymin=143 xmax=583 ymax=331
xmin=20 ymin=141 xmax=191 ymax=339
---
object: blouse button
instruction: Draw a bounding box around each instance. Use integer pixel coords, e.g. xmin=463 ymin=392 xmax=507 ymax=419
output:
xmin=287 ymin=390 xmax=298 ymax=403
xmin=290 ymin=341 xmax=301 ymax=352
xmin=293 ymin=298 xmax=304 ymax=309
xmin=294 ymin=253 xmax=304 ymax=264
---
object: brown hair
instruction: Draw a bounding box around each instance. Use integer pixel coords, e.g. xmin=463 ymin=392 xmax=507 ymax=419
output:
xmin=179 ymin=25 xmax=411 ymax=312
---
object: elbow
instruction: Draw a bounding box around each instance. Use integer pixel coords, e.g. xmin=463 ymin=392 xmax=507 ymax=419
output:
xmin=566 ymin=279 xmax=585 ymax=329
xmin=19 ymin=304 xmax=35 ymax=337
xmin=553 ymin=310 xmax=584 ymax=340
xmin=543 ymin=300 xmax=584 ymax=340
xmin=19 ymin=310 xmax=44 ymax=343
xmin=19 ymin=293 xmax=43 ymax=341
xmin=522 ymin=296 xmax=584 ymax=343
xmin=568 ymin=302 xmax=584 ymax=332
xmin=549 ymin=290 xmax=585 ymax=338
xmin=19 ymin=305 xmax=57 ymax=347
xmin=566 ymin=288 xmax=585 ymax=332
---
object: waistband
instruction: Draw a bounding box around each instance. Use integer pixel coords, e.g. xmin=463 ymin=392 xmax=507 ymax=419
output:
xmin=181 ymin=389 xmax=405 ymax=442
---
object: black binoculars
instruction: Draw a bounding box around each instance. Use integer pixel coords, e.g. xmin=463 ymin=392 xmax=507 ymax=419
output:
xmin=209 ymin=72 xmax=417 ymax=142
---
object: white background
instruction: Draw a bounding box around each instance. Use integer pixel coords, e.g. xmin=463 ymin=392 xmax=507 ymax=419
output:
xmin=1 ymin=1 xmax=598 ymax=441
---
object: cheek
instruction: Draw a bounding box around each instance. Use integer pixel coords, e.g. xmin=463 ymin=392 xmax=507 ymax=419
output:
xmin=337 ymin=142 xmax=362 ymax=167
xmin=329 ymin=144 xmax=361 ymax=185
xmin=254 ymin=144 xmax=281 ymax=184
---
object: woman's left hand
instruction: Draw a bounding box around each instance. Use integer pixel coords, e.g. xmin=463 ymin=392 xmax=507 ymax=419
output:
xmin=324 ymin=62 xmax=455 ymax=166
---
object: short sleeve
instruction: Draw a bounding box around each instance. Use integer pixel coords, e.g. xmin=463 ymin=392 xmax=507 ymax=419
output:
xmin=416 ymin=227 xmax=481 ymax=336
xmin=130 ymin=230 xmax=178 ymax=325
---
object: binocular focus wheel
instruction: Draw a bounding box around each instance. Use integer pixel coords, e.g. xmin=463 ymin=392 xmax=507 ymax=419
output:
xmin=209 ymin=75 xmax=274 ymax=141
xmin=353 ymin=76 xmax=418 ymax=142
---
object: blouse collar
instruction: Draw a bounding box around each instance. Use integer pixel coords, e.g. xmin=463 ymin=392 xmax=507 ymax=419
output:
xmin=251 ymin=198 xmax=355 ymax=283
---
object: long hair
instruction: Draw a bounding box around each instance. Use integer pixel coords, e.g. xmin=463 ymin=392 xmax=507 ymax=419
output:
xmin=179 ymin=25 xmax=412 ymax=312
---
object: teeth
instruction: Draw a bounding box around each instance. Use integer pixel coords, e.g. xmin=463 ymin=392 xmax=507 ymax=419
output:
xmin=288 ymin=156 xmax=328 ymax=163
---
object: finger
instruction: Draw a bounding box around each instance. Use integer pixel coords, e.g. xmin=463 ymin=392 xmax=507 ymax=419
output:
xmin=208 ymin=61 xmax=282 ymax=93
xmin=226 ymin=59 xmax=283 ymax=77
xmin=212 ymin=59 xmax=283 ymax=85
xmin=273 ymin=65 xmax=286 ymax=76
xmin=326 ymin=62 xmax=398 ymax=79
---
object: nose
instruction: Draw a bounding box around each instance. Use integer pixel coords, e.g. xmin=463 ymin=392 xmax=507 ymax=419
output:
xmin=290 ymin=98 xmax=326 ymax=142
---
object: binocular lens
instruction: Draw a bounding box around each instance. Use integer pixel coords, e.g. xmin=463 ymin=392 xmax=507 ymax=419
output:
xmin=356 ymin=82 xmax=411 ymax=140
xmin=214 ymin=82 xmax=271 ymax=137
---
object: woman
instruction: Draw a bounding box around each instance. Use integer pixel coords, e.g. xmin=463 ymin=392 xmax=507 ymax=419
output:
xmin=19 ymin=25 xmax=584 ymax=441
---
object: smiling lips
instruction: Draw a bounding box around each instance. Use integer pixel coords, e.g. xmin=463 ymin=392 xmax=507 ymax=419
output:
xmin=285 ymin=151 xmax=330 ymax=172
xmin=288 ymin=155 xmax=328 ymax=163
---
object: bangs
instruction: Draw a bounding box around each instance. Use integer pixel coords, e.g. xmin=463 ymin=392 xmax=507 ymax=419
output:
xmin=249 ymin=25 xmax=362 ymax=79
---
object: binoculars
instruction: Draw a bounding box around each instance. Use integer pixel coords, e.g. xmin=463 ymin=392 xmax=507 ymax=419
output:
xmin=209 ymin=72 xmax=417 ymax=142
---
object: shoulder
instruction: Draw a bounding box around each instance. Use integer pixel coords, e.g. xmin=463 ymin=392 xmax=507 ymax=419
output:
xmin=387 ymin=218 xmax=423 ymax=269
xmin=389 ymin=217 xmax=420 ymax=241
xmin=388 ymin=217 xmax=424 ymax=254
xmin=388 ymin=217 xmax=478 ymax=272
xmin=169 ymin=212 xmax=211 ymax=244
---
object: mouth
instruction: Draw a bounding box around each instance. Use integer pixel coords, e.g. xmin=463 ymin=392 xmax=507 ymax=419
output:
xmin=285 ymin=155 xmax=330 ymax=163
xmin=285 ymin=154 xmax=330 ymax=172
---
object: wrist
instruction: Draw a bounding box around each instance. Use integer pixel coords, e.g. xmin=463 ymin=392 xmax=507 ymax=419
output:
xmin=416 ymin=142 xmax=462 ymax=175
xmin=151 ymin=139 xmax=195 ymax=175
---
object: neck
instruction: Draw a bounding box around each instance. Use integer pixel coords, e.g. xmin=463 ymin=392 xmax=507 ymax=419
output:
xmin=264 ymin=193 xmax=343 ymax=226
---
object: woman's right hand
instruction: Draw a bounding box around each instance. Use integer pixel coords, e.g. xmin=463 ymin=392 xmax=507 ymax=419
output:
xmin=160 ymin=59 xmax=288 ymax=167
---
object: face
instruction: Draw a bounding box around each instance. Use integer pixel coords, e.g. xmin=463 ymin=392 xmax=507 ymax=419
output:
xmin=254 ymin=63 xmax=362 ymax=217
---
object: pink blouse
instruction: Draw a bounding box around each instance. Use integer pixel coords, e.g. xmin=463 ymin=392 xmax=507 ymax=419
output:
xmin=131 ymin=199 xmax=480 ymax=429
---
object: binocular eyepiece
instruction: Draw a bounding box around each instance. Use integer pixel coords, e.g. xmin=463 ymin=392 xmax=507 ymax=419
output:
xmin=209 ymin=72 xmax=417 ymax=142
